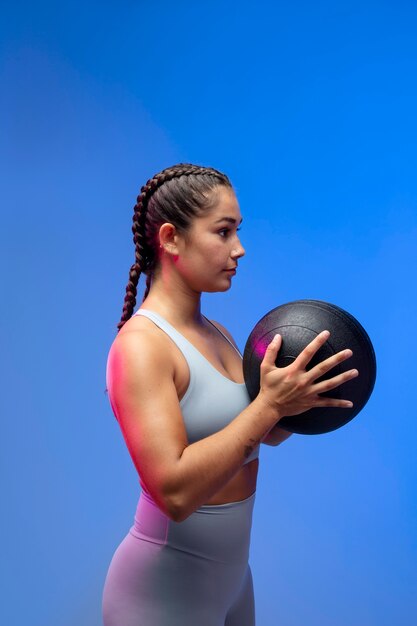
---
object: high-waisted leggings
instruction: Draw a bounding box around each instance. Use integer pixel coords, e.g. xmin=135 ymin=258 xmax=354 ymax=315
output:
xmin=102 ymin=489 xmax=256 ymax=626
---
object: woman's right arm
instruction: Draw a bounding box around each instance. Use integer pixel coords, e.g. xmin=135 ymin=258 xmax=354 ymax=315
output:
xmin=107 ymin=330 xmax=357 ymax=522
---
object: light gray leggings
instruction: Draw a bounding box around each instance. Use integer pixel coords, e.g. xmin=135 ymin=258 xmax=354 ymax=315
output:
xmin=102 ymin=489 xmax=256 ymax=626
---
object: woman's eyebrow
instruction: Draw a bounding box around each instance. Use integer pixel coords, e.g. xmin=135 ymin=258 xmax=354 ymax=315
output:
xmin=214 ymin=217 xmax=243 ymax=225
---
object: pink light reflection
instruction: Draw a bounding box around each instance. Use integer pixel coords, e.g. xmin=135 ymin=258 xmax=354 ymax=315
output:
xmin=251 ymin=336 xmax=272 ymax=360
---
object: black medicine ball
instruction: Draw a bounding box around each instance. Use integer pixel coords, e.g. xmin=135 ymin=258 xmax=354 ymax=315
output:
xmin=243 ymin=300 xmax=376 ymax=435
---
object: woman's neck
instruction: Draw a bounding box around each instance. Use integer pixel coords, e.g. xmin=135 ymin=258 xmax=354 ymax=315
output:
xmin=140 ymin=276 xmax=203 ymax=328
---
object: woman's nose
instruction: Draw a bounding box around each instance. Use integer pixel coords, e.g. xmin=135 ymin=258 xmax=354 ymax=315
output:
xmin=231 ymin=241 xmax=245 ymax=259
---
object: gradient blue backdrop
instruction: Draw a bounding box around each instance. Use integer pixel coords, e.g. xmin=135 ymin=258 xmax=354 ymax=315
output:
xmin=2 ymin=1 xmax=416 ymax=624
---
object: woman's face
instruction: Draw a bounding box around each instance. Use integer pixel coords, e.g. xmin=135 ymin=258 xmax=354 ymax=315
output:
xmin=175 ymin=186 xmax=246 ymax=293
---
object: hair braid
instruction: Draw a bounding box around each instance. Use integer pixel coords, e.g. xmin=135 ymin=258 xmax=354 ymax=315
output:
xmin=117 ymin=163 xmax=232 ymax=333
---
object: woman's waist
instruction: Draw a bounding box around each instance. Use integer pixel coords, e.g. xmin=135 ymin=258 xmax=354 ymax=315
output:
xmin=130 ymin=487 xmax=256 ymax=563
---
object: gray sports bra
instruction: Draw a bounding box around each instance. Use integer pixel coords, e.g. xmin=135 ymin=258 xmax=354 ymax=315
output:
xmin=133 ymin=309 xmax=260 ymax=465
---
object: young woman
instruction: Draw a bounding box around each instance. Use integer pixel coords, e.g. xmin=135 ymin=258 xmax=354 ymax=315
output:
xmin=102 ymin=163 xmax=357 ymax=625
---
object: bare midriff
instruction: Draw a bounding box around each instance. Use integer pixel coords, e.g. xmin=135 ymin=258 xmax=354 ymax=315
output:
xmin=202 ymin=457 xmax=259 ymax=505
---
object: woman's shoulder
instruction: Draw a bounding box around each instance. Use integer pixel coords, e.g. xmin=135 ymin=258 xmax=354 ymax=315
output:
xmin=109 ymin=314 xmax=173 ymax=368
xmin=106 ymin=314 xmax=177 ymax=398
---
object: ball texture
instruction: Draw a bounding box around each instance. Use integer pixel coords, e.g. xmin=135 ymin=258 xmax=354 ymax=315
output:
xmin=243 ymin=300 xmax=376 ymax=434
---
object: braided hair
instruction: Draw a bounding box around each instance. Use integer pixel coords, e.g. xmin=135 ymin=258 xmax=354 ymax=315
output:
xmin=117 ymin=163 xmax=233 ymax=333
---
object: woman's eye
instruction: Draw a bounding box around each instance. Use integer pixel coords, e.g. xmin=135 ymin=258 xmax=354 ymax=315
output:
xmin=219 ymin=227 xmax=242 ymax=237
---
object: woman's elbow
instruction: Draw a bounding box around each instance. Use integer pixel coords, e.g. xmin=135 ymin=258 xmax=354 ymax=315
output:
xmin=145 ymin=459 xmax=195 ymax=523
xmin=165 ymin=496 xmax=193 ymax=523
xmin=158 ymin=483 xmax=190 ymax=523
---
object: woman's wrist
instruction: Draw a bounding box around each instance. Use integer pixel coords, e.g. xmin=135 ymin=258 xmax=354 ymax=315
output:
xmin=253 ymin=392 xmax=282 ymax=425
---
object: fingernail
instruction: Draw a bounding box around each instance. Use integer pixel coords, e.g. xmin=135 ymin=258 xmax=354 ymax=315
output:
xmin=322 ymin=330 xmax=330 ymax=338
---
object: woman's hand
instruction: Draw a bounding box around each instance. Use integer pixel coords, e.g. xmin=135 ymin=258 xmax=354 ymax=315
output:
xmin=258 ymin=331 xmax=358 ymax=419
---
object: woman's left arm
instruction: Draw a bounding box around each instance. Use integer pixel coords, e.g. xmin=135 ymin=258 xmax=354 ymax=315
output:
xmin=261 ymin=424 xmax=293 ymax=446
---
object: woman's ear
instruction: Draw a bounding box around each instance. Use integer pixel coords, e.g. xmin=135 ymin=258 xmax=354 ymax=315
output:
xmin=159 ymin=222 xmax=180 ymax=255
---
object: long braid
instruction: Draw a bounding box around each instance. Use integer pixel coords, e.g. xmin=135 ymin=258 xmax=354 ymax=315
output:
xmin=117 ymin=163 xmax=232 ymax=333
xmin=143 ymin=274 xmax=153 ymax=302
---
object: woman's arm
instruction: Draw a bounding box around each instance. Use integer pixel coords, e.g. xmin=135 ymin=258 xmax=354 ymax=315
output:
xmin=106 ymin=329 xmax=281 ymax=523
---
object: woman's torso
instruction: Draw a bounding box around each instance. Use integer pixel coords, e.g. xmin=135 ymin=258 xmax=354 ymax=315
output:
xmin=116 ymin=307 xmax=259 ymax=505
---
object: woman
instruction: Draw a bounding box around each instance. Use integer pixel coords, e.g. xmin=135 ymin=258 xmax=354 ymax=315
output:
xmin=102 ymin=163 xmax=357 ymax=625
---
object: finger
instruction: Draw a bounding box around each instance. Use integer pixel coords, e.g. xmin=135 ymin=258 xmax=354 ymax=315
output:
xmin=261 ymin=334 xmax=282 ymax=367
xmin=311 ymin=397 xmax=353 ymax=408
xmin=306 ymin=348 xmax=354 ymax=383
xmin=314 ymin=368 xmax=359 ymax=394
xmin=293 ymin=330 xmax=330 ymax=370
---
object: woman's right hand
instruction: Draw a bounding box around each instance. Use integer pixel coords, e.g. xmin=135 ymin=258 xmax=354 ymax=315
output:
xmin=258 ymin=331 xmax=359 ymax=418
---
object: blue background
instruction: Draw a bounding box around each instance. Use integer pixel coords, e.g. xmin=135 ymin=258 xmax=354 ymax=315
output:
xmin=2 ymin=1 xmax=416 ymax=624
